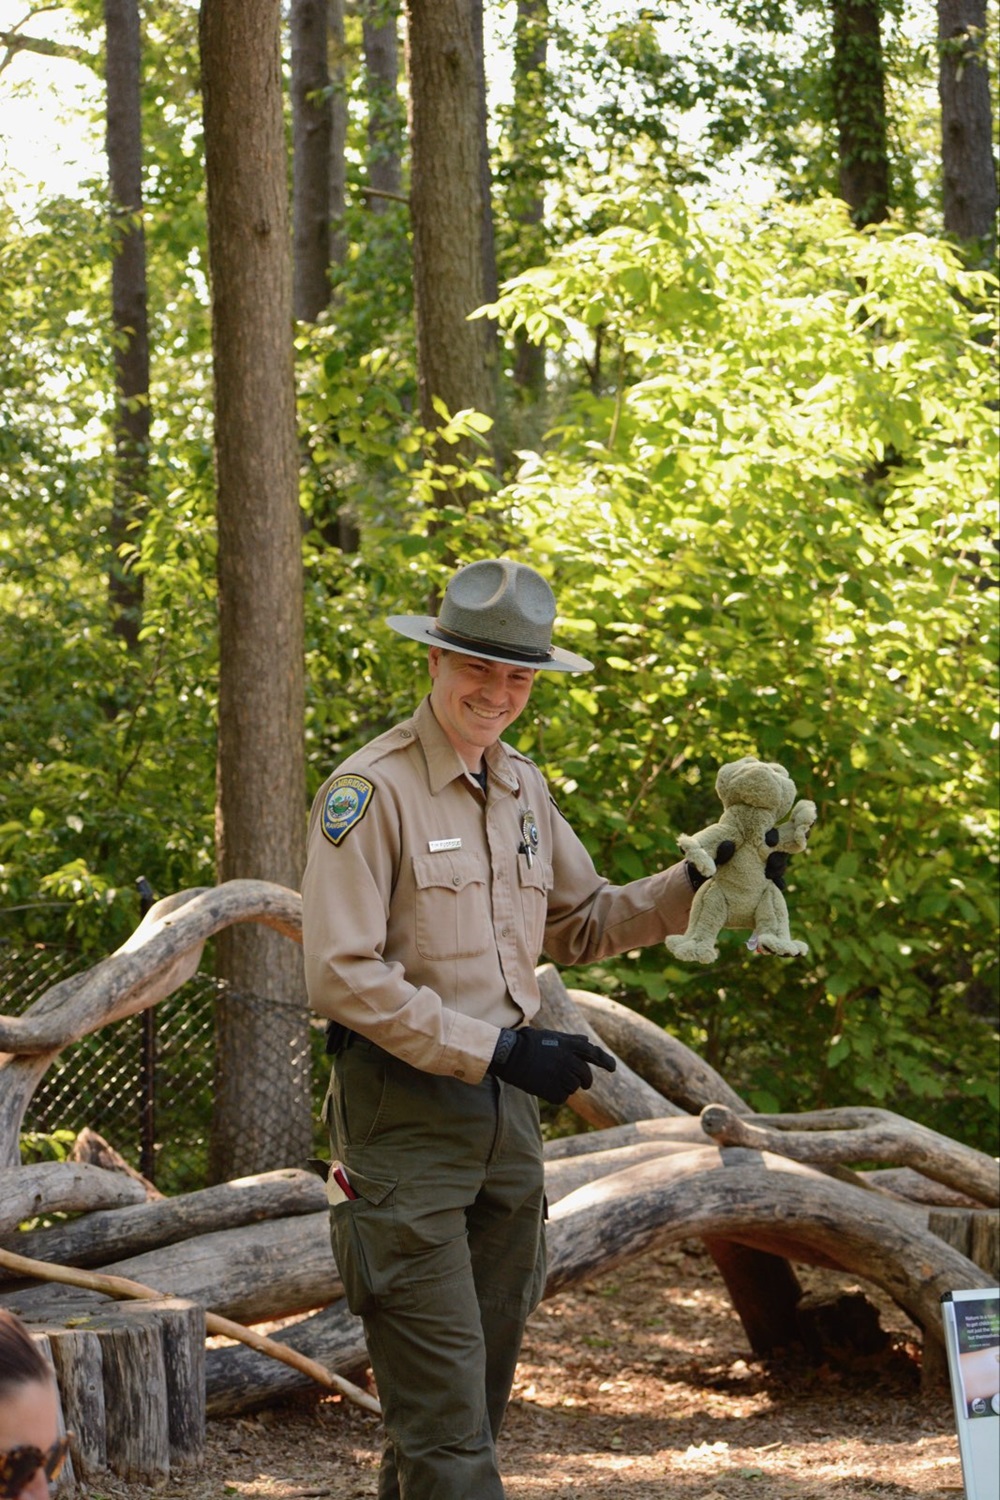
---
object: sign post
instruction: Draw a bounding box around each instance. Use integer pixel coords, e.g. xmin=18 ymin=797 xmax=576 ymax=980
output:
xmin=941 ymin=1287 xmax=1000 ymax=1499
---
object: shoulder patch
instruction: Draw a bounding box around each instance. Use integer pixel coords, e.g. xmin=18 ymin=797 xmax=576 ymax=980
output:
xmin=320 ymin=774 xmax=375 ymax=846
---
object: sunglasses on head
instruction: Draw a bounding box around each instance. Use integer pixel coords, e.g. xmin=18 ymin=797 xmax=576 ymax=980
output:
xmin=0 ymin=1435 xmax=72 ymax=1498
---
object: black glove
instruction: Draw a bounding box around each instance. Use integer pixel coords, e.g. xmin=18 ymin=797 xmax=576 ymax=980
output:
xmin=489 ymin=1026 xmax=616 ymax=1105
xmin=686 ymin=838 xmax=736 ymax=892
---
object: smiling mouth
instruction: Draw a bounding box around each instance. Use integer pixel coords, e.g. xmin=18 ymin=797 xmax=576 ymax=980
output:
xmin=467 ymin=704 xmax=507 ymax=721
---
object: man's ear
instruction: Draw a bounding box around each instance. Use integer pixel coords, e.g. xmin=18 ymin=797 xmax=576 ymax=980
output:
xmin=428 ymin=646 xmax=441 ymax=678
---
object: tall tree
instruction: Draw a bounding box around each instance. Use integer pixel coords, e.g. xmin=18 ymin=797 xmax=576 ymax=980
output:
xmin=404 ymin=0 xmax=497 ymax=460
xmin=199 ymin=0 xmax=312 ymax=1181
xmin=509 ymin=0 xmax=549 ymax=400
xmin=937 ymin=0 xmax=998 ymax=254
xmin=105 ymin=0 xmax=150 ymax=653
xmin=328 ymin=0 xmax=349 ymax=266
xmin=291 ymin=0 xmax=333 ymax=320
xmin=829 ymin=0 xmax=890 ymax=226
xmin=362 ymin=0 xmax=403 ymax=213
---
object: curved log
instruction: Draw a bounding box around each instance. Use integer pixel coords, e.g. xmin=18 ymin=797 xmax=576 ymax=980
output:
xmin=0 ymin=880 xmax=302 ymax=1055
xmin=566 ymin=988 xmax=750 ymax=1115
xmin=544 ymin=1139 xmax=709 ymax=1205
xmin=543 ymin=1117 xmax=712 ymax=1160
xmin=0 ymin=1169 xmax=327 ymax=1278
xmin=534 ymin=965 xmax=682 ymax=1123
xmin=0 ymin=1162 xmax=149 ymax=1235
xmin=545 ymin=1147 xmax=993 ymax=1344
xmin=1 ymin=1211 xmax=340 ymax=1325
xmin=864 ymin=1167 xmax=984 ymax=1208
xmin=701 ymin=1103 xmax=999 ymax=1208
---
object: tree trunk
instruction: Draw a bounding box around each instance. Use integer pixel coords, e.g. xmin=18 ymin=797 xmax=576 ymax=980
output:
xmin=199 ymin=0 xmax=312 ymax=1182
xmin=328 ymin=0 xmax=349 ymax=266
xmin=362 ymin=0 xmax=403 ymax=211
xmin=291 ymin=0 xmax=333 ymax=320
xmin=937 ymin=0 xmax=998 ymax=254
xmin=104 ymin=0 xmax=150 ymax=654
xmin=404 ymin=0 xmax=496 ymax=470
xmin=510 ymin=0 xmax=548 ymax=400
xmin=829 ymin=0 xmax=890 ymax=226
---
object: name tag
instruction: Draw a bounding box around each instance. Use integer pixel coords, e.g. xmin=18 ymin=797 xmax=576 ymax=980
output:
xmin=429 ymin=838 xmax=462 ymax=852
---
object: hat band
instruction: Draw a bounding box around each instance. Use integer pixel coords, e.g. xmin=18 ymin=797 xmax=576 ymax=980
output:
xmin=430 ymin=622 xmax=554 ymax=665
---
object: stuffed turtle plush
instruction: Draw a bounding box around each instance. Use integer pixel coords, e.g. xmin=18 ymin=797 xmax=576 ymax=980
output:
xmin=666 ymin=757 xmax=816 ymax=964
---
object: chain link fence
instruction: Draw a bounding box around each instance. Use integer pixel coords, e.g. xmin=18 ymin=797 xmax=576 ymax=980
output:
xmin=1 ymin=940 xmax=331 ymax=1196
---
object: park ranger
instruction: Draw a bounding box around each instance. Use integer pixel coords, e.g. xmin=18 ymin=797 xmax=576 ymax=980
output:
xmin=301 ymin=557 xmax=696 ymax=1499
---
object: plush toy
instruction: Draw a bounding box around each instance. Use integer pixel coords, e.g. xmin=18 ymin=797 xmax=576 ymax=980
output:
xmin=665 ymin=756 xmax=817 ymax=964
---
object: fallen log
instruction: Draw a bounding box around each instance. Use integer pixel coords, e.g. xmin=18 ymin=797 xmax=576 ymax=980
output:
xmin=543 ymin=1117 xmax=713 ymax=1159
xmin=201 ymin=1142 xmax=980 ymax=1415
xmin=701 ymin=1103 xmax=1000 ymax=1208
xmin=863 ymin=1167 xmax=984 ymax=1208
xmin=0 ymin=1160 xmax=149 ymax=1235
xmin=544 ymin=1139 xmax=710 ymax=1205
xmin=1 ymin=1210 xmax=340 ymax=1324
xmin=534 ymin=966 xmax=682 ymax=1124
xmin=544 ymin=1147 xmax=994 ymax=1348
xmin=0 ymin=1167 xmax=327 ymax=1278
xmin=565 ymin=987 xmax=750 ymax=1115
xmin=0 ymin=1246 xmax=379 ymax=1415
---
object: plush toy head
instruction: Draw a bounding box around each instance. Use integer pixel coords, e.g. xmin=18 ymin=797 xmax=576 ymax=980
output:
xmin=664 ymin=756 xmax=817 ymax=965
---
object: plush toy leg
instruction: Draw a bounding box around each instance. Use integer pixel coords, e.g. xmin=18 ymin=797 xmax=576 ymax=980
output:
xmin=664 ymin=884 xmax=727 ymax=964
xmin=752 ymin=884 xmax=808 ymax=957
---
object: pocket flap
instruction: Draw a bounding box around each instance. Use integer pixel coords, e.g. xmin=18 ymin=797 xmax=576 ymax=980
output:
xmin=412 ymin=849 xmax=486 ymax=893
xmin=343 ymin=1168 xmax=396 ymax=1207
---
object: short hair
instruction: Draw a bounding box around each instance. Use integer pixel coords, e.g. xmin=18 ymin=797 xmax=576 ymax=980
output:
xmin=0 ymin=1309 xmax=52 ymax=1397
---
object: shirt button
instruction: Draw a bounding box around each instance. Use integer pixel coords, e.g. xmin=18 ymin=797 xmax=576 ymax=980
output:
xmin=452 ymin=875 xmax=461 ymax=886
xmin=453 ymin=1068 xmax=466 ymax=1079
xmin=501 ymin=926 xmax=511 ymax=937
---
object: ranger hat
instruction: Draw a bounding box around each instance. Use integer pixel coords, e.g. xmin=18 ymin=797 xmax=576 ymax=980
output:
xmin=387 ymin=558 xmax=593 ymax=673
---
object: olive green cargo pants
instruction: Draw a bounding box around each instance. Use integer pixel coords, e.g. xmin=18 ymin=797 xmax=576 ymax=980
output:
xmin=325 ymin=1037 xmax=547 ymax=1500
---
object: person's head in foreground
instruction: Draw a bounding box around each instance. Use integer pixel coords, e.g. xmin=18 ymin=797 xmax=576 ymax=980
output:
xmin=0 ymin=1311 xmax=69 ymax=1500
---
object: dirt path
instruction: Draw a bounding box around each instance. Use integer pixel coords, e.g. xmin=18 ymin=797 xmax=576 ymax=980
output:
xmin=88 ymin=1245 xmax=966 ymax=1499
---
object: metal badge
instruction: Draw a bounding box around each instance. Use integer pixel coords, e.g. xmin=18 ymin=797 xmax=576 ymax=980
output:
xmin=520 ymin=808 xmax=539 ymax=868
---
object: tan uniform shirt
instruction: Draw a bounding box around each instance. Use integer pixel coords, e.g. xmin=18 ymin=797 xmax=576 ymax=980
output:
xmin=302 ymin=695 xmax=693 ymax=1083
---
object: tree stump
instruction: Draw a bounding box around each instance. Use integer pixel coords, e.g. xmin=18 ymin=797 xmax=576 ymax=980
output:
xmin=928 ymin=1208 xmax=1000 ymax=1280
xmin=28 ymin=1298 xmax=205 ymax=1485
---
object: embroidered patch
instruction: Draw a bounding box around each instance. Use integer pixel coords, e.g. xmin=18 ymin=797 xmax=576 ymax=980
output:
xmin=320 ymin=774 xmax=374 ymax=846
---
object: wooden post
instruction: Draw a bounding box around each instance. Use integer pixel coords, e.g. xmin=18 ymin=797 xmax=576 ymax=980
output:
xmin=27 ymin=1299 xmax=205 ymax=1484
xmin=929 ymin=1208 xmax=1000 ymax=1278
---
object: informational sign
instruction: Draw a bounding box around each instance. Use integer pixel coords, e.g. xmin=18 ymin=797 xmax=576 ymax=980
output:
xmin=941 ymin=1287 xmax=1000 ymax=1500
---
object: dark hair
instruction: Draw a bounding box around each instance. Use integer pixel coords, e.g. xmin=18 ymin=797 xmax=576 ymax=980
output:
xmin=0 ymin=1310 xmax=52 ymax=1397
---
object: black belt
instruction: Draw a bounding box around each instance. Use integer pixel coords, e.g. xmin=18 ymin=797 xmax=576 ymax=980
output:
xmin=324 ymin=1020 xmax=357 ymax=1056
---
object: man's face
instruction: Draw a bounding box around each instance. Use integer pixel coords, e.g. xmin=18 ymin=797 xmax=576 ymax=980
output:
xmin=428 ymin=647 xmax=536 ymax=769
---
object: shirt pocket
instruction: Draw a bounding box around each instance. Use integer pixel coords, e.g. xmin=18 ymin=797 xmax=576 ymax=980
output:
xmin=518 ymin=856 xmax=553 ymax=957
xmin=412 ymin=850 xmax=491 ymax=960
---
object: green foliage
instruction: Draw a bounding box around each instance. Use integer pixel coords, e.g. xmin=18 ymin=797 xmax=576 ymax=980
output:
xmin=474 ymin=190 xmax=999 ymax=1143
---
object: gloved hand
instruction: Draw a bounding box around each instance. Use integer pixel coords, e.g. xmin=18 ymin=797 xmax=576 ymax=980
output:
xmin=489 ymin=1026 xmax=616 ymax=1105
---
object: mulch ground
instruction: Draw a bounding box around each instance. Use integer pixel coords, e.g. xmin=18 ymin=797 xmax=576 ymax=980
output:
xmin=83 ymin=1244 xmax=967 ymax=1499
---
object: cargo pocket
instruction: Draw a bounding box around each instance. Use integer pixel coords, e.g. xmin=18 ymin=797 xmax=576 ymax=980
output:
xmin=328 ymin=1167 xmax=397 ymax=1317
xmin=412 ymin=850 xmax=491 ymax=959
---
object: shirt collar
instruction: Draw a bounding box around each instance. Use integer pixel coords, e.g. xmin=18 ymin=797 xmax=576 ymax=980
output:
xmin=413 ymin=695 xmax=520 ymax=797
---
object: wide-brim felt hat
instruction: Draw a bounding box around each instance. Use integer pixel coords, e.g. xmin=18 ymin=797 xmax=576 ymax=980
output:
xmin=387 ymin=558 xmax=594 ymax=674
